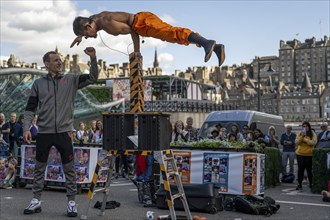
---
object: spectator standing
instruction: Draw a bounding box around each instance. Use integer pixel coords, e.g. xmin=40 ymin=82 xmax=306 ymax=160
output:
xmin=253 ymin=128 xmax=270 ymax=146
xmin=29 ymin=116 xmax=39 ymax=141
xmin=76 ymin=122 xmax=88 ymax=144
xmin=184 ymin=117 xmax=198 ymax=142
xmin=295 ymin=121 xmax=317 ymax=191
xmin=0 ymin=113 xmax=5 ymax=140
xmin=92 ymin=120 xmax=103 ymax=144
xmin=317 ymin=122 xmax=329 ymax=142
xmin=171 ymin=120 xmax=188 ymax=144
xmin=268 ymin=126 xmax=280 ymax=148
xmin=280 ymin=125 xmax=297 ymax=176
xmin=242 ymin=124 xmax=253 ymax=142
xmin=13 ymin=114 xmax=24 ymax=158
xmin=209 ymin=129 xmax=220 ymax=140
xmin=87 ymin=120 xmax=96 ymax=143
xmin=228 ymin=133 xmax=238 ymax=142
xmin=218 ymin=127 xmax=228 ymax=141
xmin=22 ymin=47 xmax=98 ymax=217
xmin=2 ymin=113 xmax=17 ymax=154
xmin=229 ymin=123 xmax=244 ymax=141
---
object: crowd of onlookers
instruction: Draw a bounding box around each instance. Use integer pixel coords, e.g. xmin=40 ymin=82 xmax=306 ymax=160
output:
xmin=1 ymin=111 xmax=330 ymax=194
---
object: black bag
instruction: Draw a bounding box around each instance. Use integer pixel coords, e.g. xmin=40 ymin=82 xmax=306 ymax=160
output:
xmin=316 ymin=140 xmax=330 ymax=148
xmin=281 ymin=173 xmax=295 ymax=183
xmin=316 ymin=131 xmax=330 ymax=148
xmin=155 ymin=183 xmax=223 ymax=214
xmin=234 ymin=195 xmax=280 ymax=216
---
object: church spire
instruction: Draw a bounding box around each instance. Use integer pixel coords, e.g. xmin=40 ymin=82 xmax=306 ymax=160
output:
xmin=153 ymin=48 xmax=159 ymax=68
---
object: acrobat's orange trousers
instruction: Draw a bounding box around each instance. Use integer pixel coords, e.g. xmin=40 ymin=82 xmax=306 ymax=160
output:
xmin=132 ymin=12 xmax=193 ymax=46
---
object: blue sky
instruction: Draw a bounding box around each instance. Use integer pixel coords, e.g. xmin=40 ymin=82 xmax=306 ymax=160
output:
xmin=1 ymin=0 xmax=329 ymax=74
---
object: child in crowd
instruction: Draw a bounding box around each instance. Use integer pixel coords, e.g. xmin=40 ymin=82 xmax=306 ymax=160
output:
xmin=0 ymin=156 xmax=18 ymax=189
xmin=0 ymin=158 xmax=8 ymax=188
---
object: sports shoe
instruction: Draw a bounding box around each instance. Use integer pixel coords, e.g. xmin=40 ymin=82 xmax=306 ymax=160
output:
xmin=67 ymin=200 xmax=77 ymax=217
xmin=24 ymin=198 xmax=42 ymax=214
xmin=296 ymin=184 xmax=302 ymax=191
xmin=213 ymin=44 xmax=225 ymax=66
xmin=3 ymin=183 xmax=13 ymax=189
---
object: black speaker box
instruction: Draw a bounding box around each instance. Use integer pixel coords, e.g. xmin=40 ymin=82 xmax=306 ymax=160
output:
xmin=138 ymin=113 xmax=171 ymax=151
xmin=103 ymin=113 xmax=135 ymax=150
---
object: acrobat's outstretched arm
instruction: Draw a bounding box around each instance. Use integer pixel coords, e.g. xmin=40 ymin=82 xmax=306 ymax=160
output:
xmin=70 ymin=36 xmax=83 ymax=48
xmin=131 ymin=30 xmax=141 ymax=57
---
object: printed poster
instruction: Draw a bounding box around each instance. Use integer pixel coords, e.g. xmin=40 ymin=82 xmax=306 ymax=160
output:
xmin=171 ymin=151 xmax=192 ymax=184
xmin=112 ymin=79 xmax=152 ymax=102
xmin=97 ymin=149 xmax=111 ymax=182
xmin=113 ymin=79 xmax=130 ymax=101
xmin=74 ymin=148 xmax=90 ymax=183
xmin=260 ymin=154 xmax=265 ymax=193
xmin=144 ymin=80 xmax=152 ymax=101
xmin=45 ymin=146 xmax=65 ymax=182
xmin=22 ymin=145 xmax=36 ymax=179
xmin=242 ymin=154 xmax=258 ymax=194
xmin=203 ymin=153 xmax=229 ymax=192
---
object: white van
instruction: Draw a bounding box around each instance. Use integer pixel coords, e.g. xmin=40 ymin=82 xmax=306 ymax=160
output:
xmin=198 ymin=110 xmax=285 ymax=139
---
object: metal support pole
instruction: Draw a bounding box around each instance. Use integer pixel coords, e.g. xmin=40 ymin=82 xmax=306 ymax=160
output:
xmin=258 ymin=60 xmax=261 ymax=112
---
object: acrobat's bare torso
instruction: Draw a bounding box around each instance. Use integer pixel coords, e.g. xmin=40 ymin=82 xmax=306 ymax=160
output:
xmin=92 ymin=11 xmax=135 ymax=36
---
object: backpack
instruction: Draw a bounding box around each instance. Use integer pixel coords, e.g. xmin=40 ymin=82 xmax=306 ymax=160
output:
xmin=234 ymin=195 xmax=280 ymax=216
xmin=281 ymin=173 xmax=295 ymax=183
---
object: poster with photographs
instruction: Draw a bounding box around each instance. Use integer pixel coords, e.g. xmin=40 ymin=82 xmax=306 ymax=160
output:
xmin=74 ymin=148 xmax=90 ymax=183
xmin=170 ymin=151 xmax=192 ymax=184
xmin=113 ymin=79 xmax=152 ymax=102
xmin=203 ymin=153 xmax=229 ymax=192
xmin=143 ymin=80 xmax=152 ymax=101
xmin=45 ymin=146 xmax=65 ymax=182
xmin=242 ymin=154 xmax=258 ymax=194
xmin=21 ymin=145 xmax=36 ymax=179
xmin=97 ymin=149 xmax=110 ymax=182
xmin=260 ymin=154 xmax=265 ymax=193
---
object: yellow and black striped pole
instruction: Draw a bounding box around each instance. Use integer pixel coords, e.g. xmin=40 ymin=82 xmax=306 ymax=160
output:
xmin=129 ymin=52 xmax=144 ymax=113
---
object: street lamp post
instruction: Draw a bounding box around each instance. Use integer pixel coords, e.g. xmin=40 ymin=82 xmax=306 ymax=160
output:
xmin=257 ymin=57 xmax=274 ymax=112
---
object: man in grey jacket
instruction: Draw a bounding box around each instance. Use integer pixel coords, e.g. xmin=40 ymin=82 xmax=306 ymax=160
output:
xmin=23 ymin=47 xmax=99 ymax=217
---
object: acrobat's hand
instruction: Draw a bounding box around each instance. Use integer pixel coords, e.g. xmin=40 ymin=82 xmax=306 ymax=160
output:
xmin=131 ymin=52 xmax=142 ymax=58
xmin=23 ymin=131 xmax=32 ymax=144
xmin=70 ymin=36 xmax=83 ymax=48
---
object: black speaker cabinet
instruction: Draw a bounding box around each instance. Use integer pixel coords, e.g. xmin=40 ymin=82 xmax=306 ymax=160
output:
xmin=103 ymin=113 xmax=135 ymax=150
xmin=138 ymin=113 xmax=171 ymax=150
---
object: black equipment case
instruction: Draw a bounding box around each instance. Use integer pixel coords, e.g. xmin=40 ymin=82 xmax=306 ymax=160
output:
xmin=155 ymin=183 xmax=223 ymax=214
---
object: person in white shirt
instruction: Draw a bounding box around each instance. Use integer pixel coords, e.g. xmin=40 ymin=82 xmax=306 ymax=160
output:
xmin=76 ymin=122 xmax=87 ymax=144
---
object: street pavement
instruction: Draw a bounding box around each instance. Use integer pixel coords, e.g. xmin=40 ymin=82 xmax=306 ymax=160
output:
xmin=1 ymin=178 xmax=329 ymax=220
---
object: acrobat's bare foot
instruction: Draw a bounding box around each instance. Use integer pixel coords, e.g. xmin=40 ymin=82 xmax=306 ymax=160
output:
xmin=204 ymin=40 xmax=216 ymax=62
xmin=213 ymin=44 xmax=225 ymax=67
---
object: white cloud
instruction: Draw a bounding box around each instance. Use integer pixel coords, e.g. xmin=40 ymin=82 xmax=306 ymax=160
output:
xmin=160 ymin=14 xmax=176 ymax=24
xmin=158 ymin=53 xmax=174 ymax=75
xmin=0 ymin=0 xmax=170 ymax=71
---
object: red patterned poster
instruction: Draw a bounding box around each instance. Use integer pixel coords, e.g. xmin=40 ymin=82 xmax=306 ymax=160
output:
xmin=242 ymin=154 xmax=257 ymax=194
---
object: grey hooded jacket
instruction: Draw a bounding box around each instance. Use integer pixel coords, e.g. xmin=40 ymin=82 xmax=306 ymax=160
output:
xmin=23 ymin=57 xmax=98 ymax=134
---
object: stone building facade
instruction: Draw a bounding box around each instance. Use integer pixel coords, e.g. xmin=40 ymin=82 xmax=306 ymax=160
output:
xmin=1 ymin=36 xmax=329 ymax=123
